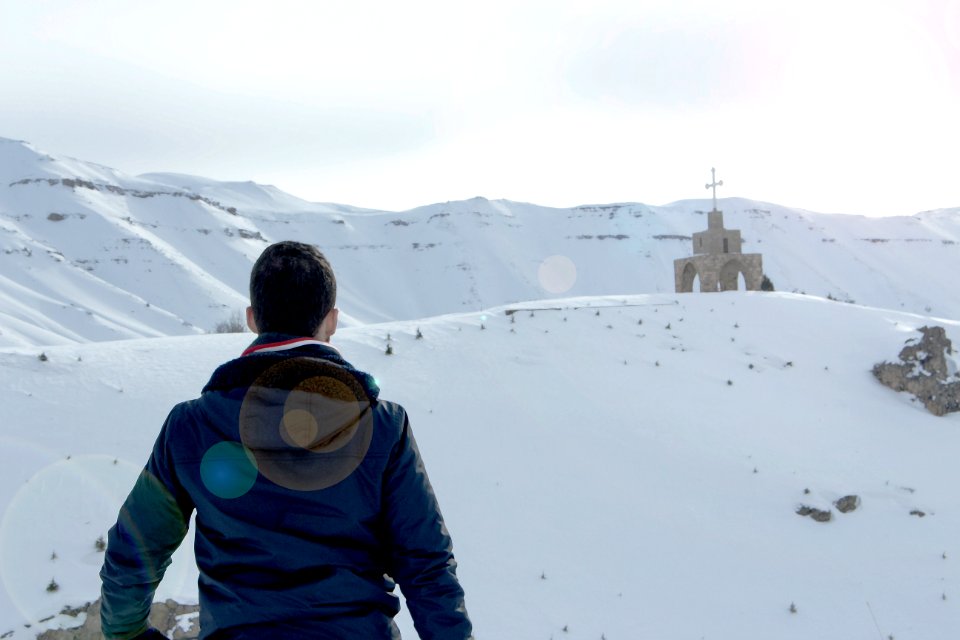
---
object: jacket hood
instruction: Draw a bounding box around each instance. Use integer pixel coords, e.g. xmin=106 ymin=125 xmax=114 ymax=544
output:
xmin=200 ymin=335 xmax=381 ymax=490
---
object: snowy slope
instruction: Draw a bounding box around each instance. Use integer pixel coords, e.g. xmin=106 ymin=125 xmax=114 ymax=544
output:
xmin=2 ymin=136 xmax=959 ymax=348
xmin=1 ymin=293 xmax=959 ymax=639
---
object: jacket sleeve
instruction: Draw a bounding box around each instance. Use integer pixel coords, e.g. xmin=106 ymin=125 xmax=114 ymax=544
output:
xmin=382 ymin=408 xmax=473 ymax=640
xmin=99 ymin=408 xmax=195 ymax=639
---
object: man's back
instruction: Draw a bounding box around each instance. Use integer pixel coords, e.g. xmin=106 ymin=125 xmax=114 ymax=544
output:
xmin=100 ymin=336 xmax=471 ymax=639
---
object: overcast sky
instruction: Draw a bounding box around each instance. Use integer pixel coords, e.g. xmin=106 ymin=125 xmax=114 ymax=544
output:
xmin=1 ymin=0 xmax=957 ymax=215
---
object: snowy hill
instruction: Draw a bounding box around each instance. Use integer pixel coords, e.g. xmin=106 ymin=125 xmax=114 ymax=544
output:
xmin=1 ymin=136 xmax=958 ymax=348
xmin=1 ymin=292 xmax=959 ymax=639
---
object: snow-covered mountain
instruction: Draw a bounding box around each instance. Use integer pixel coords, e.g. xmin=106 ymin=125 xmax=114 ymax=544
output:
xmin=1 ymin=136 xmax=958 ymax=348
xmin=1 ymin=293 xmax=958 ymax=639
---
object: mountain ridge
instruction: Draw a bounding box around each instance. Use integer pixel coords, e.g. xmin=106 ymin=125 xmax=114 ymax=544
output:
xmin=1 ymin=136 xmax=957 ymax=348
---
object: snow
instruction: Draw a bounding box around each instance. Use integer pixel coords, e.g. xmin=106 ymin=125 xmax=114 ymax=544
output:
xmin=1 ymin=293 xmax=959 ymax=639
xmin=2 ymin=136 xmax=960 ymax=638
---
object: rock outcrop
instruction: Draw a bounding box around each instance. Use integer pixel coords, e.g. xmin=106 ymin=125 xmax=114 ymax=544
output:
xmin=873 ymin=326 xmax=960 ymax=416
xmin=37 ymin=599 xmax=199 ymax=640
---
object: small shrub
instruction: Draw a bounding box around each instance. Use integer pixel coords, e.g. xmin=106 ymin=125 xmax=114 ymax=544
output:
xmin=213 ymin=310 xmax=246 ymax=334
xmin=761 ymin=275 xmax=774 ymax=291
xmin=95 ymin=536 xmax=106 ymax=552
xmin=385 ymin=344 xmax=393 ymax=356
xmin=38 ymin=352 xmax=48 ymax=362
xmin=46 ymin=578 xmax=59 ymax=593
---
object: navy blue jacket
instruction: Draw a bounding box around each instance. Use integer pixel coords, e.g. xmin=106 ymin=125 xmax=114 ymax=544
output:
xmin=100 ymin=335 xmax=471 ymax=639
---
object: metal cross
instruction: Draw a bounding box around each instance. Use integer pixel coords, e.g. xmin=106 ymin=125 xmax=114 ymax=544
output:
xmin=705 ymin=167 xmax=723 ymax=211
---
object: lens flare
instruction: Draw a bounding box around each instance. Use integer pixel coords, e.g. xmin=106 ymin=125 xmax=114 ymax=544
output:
xmin=538 ymin=255 xmax=577 ymax=294
xmin=199 ymin=442 xmax=258 ymax=499
xmin=238 ymin=358 xmax=374 ymax=492
xmin=0 ymin=454 xmax=140 ymax=622
xmin=947 ymin=1 xmax=960 ymax=50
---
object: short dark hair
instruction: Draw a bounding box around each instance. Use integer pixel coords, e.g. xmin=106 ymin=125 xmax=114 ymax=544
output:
xmin=249 ymin=241 xmax=337 ymax=336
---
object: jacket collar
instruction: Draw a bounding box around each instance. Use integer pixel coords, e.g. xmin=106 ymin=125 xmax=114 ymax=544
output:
xmin=241 ymin=333 xmax=341 ymax=357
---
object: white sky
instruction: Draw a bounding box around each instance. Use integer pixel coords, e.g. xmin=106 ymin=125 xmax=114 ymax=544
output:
xmin=1 ymin=0 xmax=958 ymax=215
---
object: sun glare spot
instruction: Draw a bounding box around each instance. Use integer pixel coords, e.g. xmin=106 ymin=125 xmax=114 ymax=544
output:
xmin=538 ymin=255 xmax=577 ymax=294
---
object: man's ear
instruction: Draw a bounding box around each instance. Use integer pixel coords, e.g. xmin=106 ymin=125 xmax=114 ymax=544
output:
xmin=319 ymin=307 xmax=338 ymax=341
xmin=246 ymin=307 xmax=259 ymax=334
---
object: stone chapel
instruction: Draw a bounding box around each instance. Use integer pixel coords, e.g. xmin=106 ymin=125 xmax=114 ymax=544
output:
xmin=673 ymin=169 xmax=763 ymax=292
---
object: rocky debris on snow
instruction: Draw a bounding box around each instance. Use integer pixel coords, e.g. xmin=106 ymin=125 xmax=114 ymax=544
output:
xmin=834 ymin=495 xmax=861 ymax=513
xmin=37 ymin=598 xmax=199 ymax=639
xmin=796 ymin=494 xmax=861 ymax=522
xmin=873 ymin=326 xmax=960 ymax=416
xmin=796 ymin=505 xmax=833 ymax=522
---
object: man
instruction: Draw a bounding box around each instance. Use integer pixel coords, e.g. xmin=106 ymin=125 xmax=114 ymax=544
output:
xmin=100 ymin=241 xmax=472 ymax=639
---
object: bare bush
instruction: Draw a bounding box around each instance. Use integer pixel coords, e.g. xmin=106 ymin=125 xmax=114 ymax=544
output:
xmin=213 ymin=310 xmax=246 ymax=334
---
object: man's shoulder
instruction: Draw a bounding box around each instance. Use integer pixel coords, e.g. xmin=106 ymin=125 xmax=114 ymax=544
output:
xmin=372 ymin=399 xmax=407 ymax=430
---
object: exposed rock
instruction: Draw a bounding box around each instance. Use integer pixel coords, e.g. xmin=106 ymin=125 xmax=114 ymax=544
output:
xmin=873 ymin=326 xmax=960 ymax=416
xmin=796 ymin=505 xmax=833 ymax=522
xmin=37 ymin=598 xmax=199 ymax=639
xmin=834 ymin=495 xmax=861 ymax=513
xmin=10 ymin=177 xmax=238 ymax=217
xmin=236 ymin=228 xmax=266 ymax=241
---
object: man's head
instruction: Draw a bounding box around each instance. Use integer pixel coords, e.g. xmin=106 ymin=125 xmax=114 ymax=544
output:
xmin=247 ymin=241 xmax=338 ymax=339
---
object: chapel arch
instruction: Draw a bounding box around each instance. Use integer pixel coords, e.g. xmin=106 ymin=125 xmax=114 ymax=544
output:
xmin=680 ymin=262 xmax=699 ymax=293
xmin=719 ymin=260 xmax=746 ymax=291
